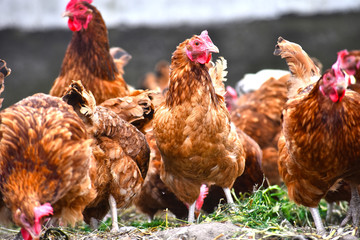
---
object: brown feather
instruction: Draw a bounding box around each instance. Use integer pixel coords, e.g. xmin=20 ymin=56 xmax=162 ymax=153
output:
xmin=62 ymin=81 xmax=150 ymax=224
xmin=153 ymin=35 xmax=245 ymax=205
xmin=0 ymin=93 xmax=96 ymax=228
xmin=276 ymin=38 xmax=360 ymax=209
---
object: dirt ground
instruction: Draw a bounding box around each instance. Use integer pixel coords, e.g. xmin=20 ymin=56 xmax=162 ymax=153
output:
xmin=0 ymin=208 xmax=358 ymax=240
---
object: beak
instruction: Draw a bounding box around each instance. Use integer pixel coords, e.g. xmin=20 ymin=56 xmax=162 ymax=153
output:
xmin=335 ymin=79 xmax=347 ymax=98
xmin=345 ymin=71 xmax=356 ymax=85
xmin=207 ymin=44 xmax=219 ymax=53
xmin=62 ymin=11 xmax=72 ymax=18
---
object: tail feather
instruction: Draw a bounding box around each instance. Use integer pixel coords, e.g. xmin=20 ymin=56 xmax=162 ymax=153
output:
xmin=100 ymin=89 xmax=160 ymax=133
xmin=62 ymin=80 xmax=96 ymax=119
xmin=274 ymin=37 xmax=320 ymax=96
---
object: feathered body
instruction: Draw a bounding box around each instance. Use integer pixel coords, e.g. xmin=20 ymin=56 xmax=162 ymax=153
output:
xmin=275 ymin=37 xmax=360 ymax=233
xmin=136 ymin=58 xmax=265 ymax=219
xmin=153 ymin=31 xmax=245 ymax=222
xmin=278 ymin=82 xmax=360 ymax=206
xmin=100 ymin=89 xmax=159 ymax=134
xmin=134 ymin=130 xmax=188 ymax=220
xmin=202 ymin=128 xmax=267 ymax=213
xmin=50 ymin=0 xmax=129 ymax=104
xmin=0 ymin=94 xmax=95 ymax=239
xmin=62 ymin=81 xmax=149 ymax=231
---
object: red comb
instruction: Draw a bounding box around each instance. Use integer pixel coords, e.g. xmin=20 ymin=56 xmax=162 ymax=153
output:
xmin=66 ymin=0 xmax=93 ymax=10
xmin=337 ymin=49 xmax=349 ymax=60
xmin=33 ymin=203 xmax=53 ymax=236
xmin=34 ymin=203 xmax=53 ymax=222
xmin=226 ymin=86 xmax=238 ymax=99
xmin=199 ymin=30 xmax=213 ymax=45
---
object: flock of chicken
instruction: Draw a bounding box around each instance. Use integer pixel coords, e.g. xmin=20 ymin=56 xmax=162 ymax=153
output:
xmin=1 ymin=0 xmax=360 ymax=239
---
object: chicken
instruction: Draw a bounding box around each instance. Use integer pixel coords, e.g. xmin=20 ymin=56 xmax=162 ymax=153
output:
xmin=50 ymin=0 xmax=129 ymax=104
xmin=0 ymin=93 xmax=96 ymax=240
xmin=153 ymin=30 xmax=246 ymax=223
xmin=230 ymin=74 xmax=289 ymax=185
xmin=141 ymin=60 xmax=170 ymax=92
xmin=336 ymin=49 xmax=360 ymax=94
xmin=109 ymin=47 xmax=132 ymax=76
xmin=100 ymin=90 xmax=161 ymax=134
xmin=135 ymin=57 xmax=265 ymax=221
xmin=338 ymin=50 xmax=360 ymax=81
xmin=275 ymin=37 xmax=360 ymax=234
xmin=62 ymin=80 xmax=150 ymax=232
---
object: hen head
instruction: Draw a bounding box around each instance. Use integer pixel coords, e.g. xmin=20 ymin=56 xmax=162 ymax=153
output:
xmin=319 ymin=70 xmax=347 ymax=103
xmin=63 ymin=0 xmax=93 ymax=32
xmin=186 ymin=30 xmax=219 ymax=64
xmin=14 ymin=203 xmax=53 ymax=240
xmin=225 ymin=86 xmax=238 ymax=111
xmin=338 ymin=49 xmax=360 ymax=80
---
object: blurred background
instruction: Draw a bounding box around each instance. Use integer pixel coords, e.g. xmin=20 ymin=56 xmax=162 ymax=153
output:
xmin=1 ymin=0 xmax=360 ymax=107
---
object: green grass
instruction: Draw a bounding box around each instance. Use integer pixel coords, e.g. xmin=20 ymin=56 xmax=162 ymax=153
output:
xmin=198 ymin=185 xmax=319 ymax=230
xmin=76 ymin=184 xmax=345 ymax=234
xmin=0 ymin=184 xmax=352 ymax=240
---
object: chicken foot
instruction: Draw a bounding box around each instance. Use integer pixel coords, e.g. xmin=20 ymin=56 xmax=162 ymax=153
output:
xmin=309 ymin=207 xmax=326 ymax=235
xmin=340 ymin=182 xmax=360 ymax=228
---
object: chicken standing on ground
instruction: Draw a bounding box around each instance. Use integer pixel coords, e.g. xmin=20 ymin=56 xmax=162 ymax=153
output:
xmin=0 ymin=93 xmax=96 ymax=240
xmin=62 ymin=81 xmax=150 ymax=232
xmin=275 ymin=37 xmax=360 ymax=235
xmin=135 ymin=58 xmax=266 ymax=219
xmin=153 ymin=30 xmax=246 ymax=223
xmin=50 ymin=0 xmax=129 ymax=103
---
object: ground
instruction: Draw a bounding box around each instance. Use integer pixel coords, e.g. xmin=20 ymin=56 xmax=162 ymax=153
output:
xmin=0 ymin=186 xmax=358 ymax=240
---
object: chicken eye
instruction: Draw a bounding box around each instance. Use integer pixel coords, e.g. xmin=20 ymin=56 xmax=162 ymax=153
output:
xmin=194 ymin=41 xmax=200 ymax=46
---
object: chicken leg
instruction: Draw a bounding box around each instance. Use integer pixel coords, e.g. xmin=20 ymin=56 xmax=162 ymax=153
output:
xmin=309 ymin=207 xmax=325 ymax=235
xmin=340 ymin=182 xmax=360 ymax=228
xmin=223 ymin=187 xmax=234 ymax=204
xmin=109 ymin=194 xmax=119 ymax=232
xmin=187 ymin=200 xmax=196 ymax=223
xmin=325 ymin=202 xmax=334 ymax=224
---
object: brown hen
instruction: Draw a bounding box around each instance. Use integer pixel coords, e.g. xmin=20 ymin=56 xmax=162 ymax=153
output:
xmin=153 ymin=30 xmax=245 ymax=223
xmin=62 ymin=80 xmax=150 ymax=232
xmin=50 ymin=0 xmax=129 ymax=104
xmin=275 ymin=37 xmax=360 ymax=234
xmin=135 ymin=73 xmax=266 ymax=220
xmin=230 ymin=74 xmax=289 ymax=186
xmin=0 ymin=93 xmax=96 ymax=240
